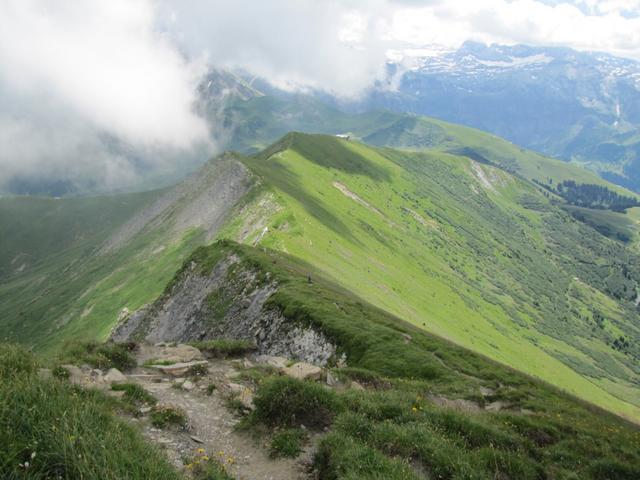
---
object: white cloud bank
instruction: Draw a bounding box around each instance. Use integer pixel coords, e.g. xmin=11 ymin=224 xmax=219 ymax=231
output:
xmin=0 ymin=0 xmax=210 ymax=193
xmin=1 ymin=0 xmax=640 ymax=193
xmin=385 ymin=0 xmax=640 ymax=59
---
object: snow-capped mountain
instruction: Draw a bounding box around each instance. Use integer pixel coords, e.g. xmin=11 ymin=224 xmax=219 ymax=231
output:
xmin=362 ymin=42 xmax=640 ymax=191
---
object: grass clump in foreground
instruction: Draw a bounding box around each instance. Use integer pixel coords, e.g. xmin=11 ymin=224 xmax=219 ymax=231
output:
xmin=0 ymin=343 xmax=180 ymax=479
xmin=187 ymin=448 xmax=234 ymax=480
xmin=150 ymin=404 xmax=188 ymax=429
xmin=189 ymin=339 xmax=256 ymax=358
xmin=269 ymin=429 xmax=307 ymax=458
xmin=111 ymin=382 xmax=157 ymax=412
xmin=252 ymin=376 xmax=342 ymax=429
xmin=57 ymin=340 xmax=137 ymax=371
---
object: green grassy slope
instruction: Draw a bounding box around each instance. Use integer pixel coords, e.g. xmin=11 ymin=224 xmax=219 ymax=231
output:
xmin=0 ymin=192 xmax=160 ymax=279
xmin=219 ymin=133 xmax=640 ymax=421
xmin=0 ymin=157 xmax=252 ymax=350
xmin=176 ymin=240 xmax=640 ymax=478
xmin=2 ymin=130 xmax=638 ymax=422
xmin=225 ymin=96 xmax=638 ymax=198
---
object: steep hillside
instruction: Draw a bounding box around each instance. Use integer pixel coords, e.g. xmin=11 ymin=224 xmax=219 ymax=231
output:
xmin=2 ymin=132 xmax=640 ymax=422
xmin=112 ymin=239 xmax=640 ymax=478
xmin=219 ymin=133 xmax=640 ymax=420
xmin=0 ymin=155 xmax=254 ymax=349
xmin=222 ymin=96 xmax=638 ymax=199
xmin=0 ymin=191 xmax=160 ymax=280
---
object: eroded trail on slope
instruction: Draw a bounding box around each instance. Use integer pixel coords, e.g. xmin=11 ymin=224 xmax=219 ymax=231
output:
xmin=132 ymin=358 xmax=308 ymax=480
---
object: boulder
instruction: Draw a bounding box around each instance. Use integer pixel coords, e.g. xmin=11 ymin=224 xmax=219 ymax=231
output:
xmin=148 ymin=360 xmax=208 ymax=377
xmin=283 ymin=362 xmax=323 ymax=381
xmin=254 ymin=355 xmax=289 ymax=369
xmin=104 ymin=368 xmax=127 ymax=384
xmin=138 ymin=343 xmax=203 ymax=366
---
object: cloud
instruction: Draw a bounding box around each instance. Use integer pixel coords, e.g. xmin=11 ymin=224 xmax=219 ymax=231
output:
xmin=385 ymin=0 xmax=640 ymax=59
xmin=2 ymin=0 xmax=640 ymax=194
xmin=0 ymin=0 xmax=211 ymax=194
xmin=162 ymin=0 xmax=391 ymax=98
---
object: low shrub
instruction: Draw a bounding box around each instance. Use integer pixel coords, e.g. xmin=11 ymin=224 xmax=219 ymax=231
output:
xmin=253 ymin=376 xmax=342 ymax=429
xmin=57 ymin=340 xmax=136 ymax=372
xmin=315 ymin=432 xmax=419 ymax=480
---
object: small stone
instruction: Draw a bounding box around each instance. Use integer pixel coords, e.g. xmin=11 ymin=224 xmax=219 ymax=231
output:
xmin=485 ymin=401 xmax=509 ymax=412
xmin=190 ymin=435 xmax=204 ymax=444
xmin=104 ymin=368 xmax=127 ymax=384
xmin=254 ymin=355 xmax=289 ymax=369
xmin=350 ymin=381 xmax=365 ymax=391
xmin=242 ymin=358 xmax=254 ymax=369
xmin=139 ymin=406 xmax=152 ymax=414
xmin=182 ymin=380 xmax=195 ymax=391
xmin=227 ymin=383 xmax=245 ymax=395
xmin=238 ymin=388 xmax=255 ymax=411
xmin=283 ymin=362 xmax=323 ymax=381
xmin=149 ymin=360 xmax=208 ymax=377
xmin=37 ymin=368 xmax=52 ymax=381
xmin=479 ymin=386 xmax=495 ymax=397
xmin=326 ymin=371 xmax=340 ymax=387
xmin=401 ymin=333 xmax=412 ymax=344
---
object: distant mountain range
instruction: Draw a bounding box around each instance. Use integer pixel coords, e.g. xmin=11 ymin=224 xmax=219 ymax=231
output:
xmin=347 ymin=41 xmax=640 ymax=191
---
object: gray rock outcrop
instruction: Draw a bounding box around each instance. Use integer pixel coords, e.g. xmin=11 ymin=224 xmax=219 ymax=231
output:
xmin=111 ymin=250 xmax=340 ymax=367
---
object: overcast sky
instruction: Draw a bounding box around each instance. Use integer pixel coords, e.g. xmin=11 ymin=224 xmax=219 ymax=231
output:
xmin=1 ymin=0 xmax=640 ymax=193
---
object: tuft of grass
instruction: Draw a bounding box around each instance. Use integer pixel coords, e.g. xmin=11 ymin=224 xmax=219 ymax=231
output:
xmin=188 ymin=339 xmax=256 ymax=359
xmin=0 ymin=344 xmax=180 ymax=479
xmin=206 ymin=384 xmax=217 ymax=396
xmin=315 ymin=432 xmax=419 ymax=480
xmin=143 ymin=358 xmax=176 ymax=367
xmin=269 ymin=429 xmax=307 ymax=458
xmin=186 ymin=363 xmax=209 ymax=379
xmin=0 ymin=343 xmax=38 ymax=379
xmin=150 ymin=405 xmax=188 ymax=429
xmin=57 ymin=340 xmax=136 ymax=372
xmin=253 ymin=376 xmax=341 ymax=429
xmin=187 ymin=448 xmax=235 ymax=480
xmin=332 ymin=367 xmax=390 ymax=389
xmin=111 ymin=383 xmax=157 ymax=407
xmin=52 ymin=365 xmax=71 ymax=380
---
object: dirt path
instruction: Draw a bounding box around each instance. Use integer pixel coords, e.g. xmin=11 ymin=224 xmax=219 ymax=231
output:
xmin=131 ymin=359 xmax=309 ymax=480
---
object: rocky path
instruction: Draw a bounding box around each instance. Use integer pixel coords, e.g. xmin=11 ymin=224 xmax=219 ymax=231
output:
xmin=132 ymin=359 xmax=307 ymax=480
xmin=55 ymin=342 xmax=329 ymax=479
xmin=125 ymin=343 xmax=316 ymax=480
